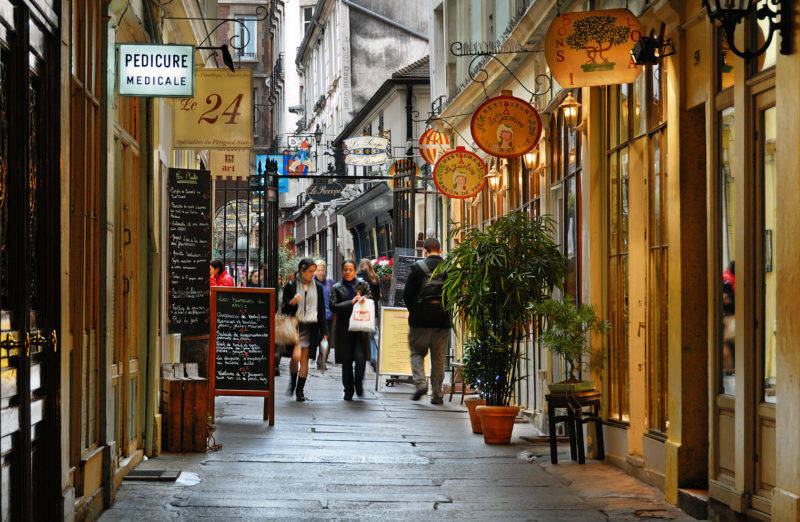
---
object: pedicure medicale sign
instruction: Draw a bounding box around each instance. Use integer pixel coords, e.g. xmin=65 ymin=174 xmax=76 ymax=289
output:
xmin=173 ymin=68 xmax=254 ymax=149
xmin=118 ymin=44 xmax=195 ymax=97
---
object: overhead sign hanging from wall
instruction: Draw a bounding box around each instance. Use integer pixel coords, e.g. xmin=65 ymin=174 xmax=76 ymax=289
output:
xmin=545 ymin=9 xmax=643 ymax=88
xmin=432 ymin=146 xmax=487 ymax=199
xmin=470 ymin=90 xmax=542 ymax=158
xmin=418 ymin=128 xmax=450 ymax=165
xmin=173 ymin=68 xmax=253 ymax=149
xmin=209 ymin=149 xmax=250 ymax=179
xmin=118 ymin=44 xmax=195 ymax=97
xmin=343 ymin=136 xmax=391 ymax=166
xmin=306 ymin=182 xmax=344 ymax=202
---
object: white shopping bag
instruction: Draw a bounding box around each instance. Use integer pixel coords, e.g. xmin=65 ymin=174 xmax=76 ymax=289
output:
xmin=348 ymin=298 xmax=376 ymax=332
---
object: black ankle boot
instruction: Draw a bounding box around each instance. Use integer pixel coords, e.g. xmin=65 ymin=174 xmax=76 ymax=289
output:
xmin=287 ymin=373 xmax=297 ymax=396
xmin=295 ymin=377 xmax=307 ymax=402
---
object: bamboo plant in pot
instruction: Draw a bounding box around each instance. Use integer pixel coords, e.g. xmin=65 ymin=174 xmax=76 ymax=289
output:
xmin=535 ymin=296 xmax=609 ymax=393
xmin=438 ymin=212 xmax=566 ymax=444
xmin=461 ymin=338 xmax=486 ymax=434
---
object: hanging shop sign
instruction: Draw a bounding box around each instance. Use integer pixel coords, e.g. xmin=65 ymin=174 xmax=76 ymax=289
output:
xmin=173 ymin=68 xmax=253 ymax=149
xmin=343 ymin=135 xmax=391 ymax=166
xmin=433 ymin=146 xmax=487 ymax=199
xmin=306 ymin=182 xmax=344 ymax=202
xmin=118 ymin=44 xmax=195 ymax=97
xmin=470 ymin=90 xmax=542 ymax=159
xmin=418 ymin=127 xmax=450 ymax=165
xmin=545 ymin=9 xmax=643 ymax=88
xmin=209 ymin=149 xmax=250 ymax=180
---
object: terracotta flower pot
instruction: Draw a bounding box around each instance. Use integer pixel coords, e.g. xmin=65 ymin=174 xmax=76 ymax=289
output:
xmin=464 ymin=398 xmax=486 ymax=433
xmin=476 ymin=405 xmax=521 ymax=444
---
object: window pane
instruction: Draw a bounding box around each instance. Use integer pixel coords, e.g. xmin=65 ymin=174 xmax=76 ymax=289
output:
xmin=762 ymin=105 xmax=776 ymax=403
xmin=650 ymin=133 xmax=662 ymax=245
xmin=620 ymin=84 xmax=630 ymax=142
xmin=620 ymin=253 xmax=630 ymax=421
xmin=609 ymin=152 xmax=618 ymax=255
xmin=720 ymin=107 xmax=736 ymax=395
xmin=620 ymin=148 xmax=629 ymax=253
xmin=649 ymin=62 xmax=664 ymax=129
xmin=633 ymin=71 xmax=646 ymax=137
xmin=609 ymin=86 xmax=619 ymax=148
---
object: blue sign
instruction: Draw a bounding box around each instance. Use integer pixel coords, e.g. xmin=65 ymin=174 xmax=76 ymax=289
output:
xmin=256 ymin=155 xmax=289 ymax=193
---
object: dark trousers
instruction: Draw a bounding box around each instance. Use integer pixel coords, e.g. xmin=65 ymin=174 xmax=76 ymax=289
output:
xmin=341 ymin=345 xmax=366 ymax=397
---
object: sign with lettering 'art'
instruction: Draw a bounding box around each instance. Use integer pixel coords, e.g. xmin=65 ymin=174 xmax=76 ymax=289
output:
xmin=545 ymin=9 xmax=643 ymax=88
xmin=433 ymin=146 xmax=487 ymax=199
xmin=209 ymin=149 xmax=250 ymax=180
xmin=470 ymin=90 xmax=542 ymax=158
xmin=118 ymin=44 xmax=195 ymax=97
xmin=173 ymin=69 xmax=253 ymax=149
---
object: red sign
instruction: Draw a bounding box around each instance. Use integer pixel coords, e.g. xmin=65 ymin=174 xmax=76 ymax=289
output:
xmin=433 ymin=146 xmax=487 ymax=199
xmin=470 ymin=90 xmax=542 ymax=158
xmin=418 ymin=127 xmax=450 ymax=165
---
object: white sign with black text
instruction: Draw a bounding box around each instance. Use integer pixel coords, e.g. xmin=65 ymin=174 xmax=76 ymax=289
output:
xmin=118 ymin=44 xmax=195 ymax=97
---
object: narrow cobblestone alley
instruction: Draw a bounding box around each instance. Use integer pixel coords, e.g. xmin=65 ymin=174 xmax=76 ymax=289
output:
xmin=101 ymin=362 xmax=691 ymax=520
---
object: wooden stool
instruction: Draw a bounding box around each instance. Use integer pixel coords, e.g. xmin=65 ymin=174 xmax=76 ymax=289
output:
xmin=546 ymin=390 xmax=605 ymax=464
xmin=448 ymin=362 xmax=467 ymax=404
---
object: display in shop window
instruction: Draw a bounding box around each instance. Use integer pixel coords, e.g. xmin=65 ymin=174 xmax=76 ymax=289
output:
xmin=545 ymin=9 xmax=643 ymax=88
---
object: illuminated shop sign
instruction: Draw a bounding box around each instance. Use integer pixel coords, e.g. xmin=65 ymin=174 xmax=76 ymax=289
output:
xmin=118 ymin=44 xmax=195 ymax=97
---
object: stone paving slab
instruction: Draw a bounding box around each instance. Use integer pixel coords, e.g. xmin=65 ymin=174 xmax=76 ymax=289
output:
xmin=102 ymin=361 xmax=694 ymax=520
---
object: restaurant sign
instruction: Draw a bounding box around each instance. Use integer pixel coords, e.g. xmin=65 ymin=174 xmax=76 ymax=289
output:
xmin=306 ymin=182 xmax=344 ymax=203
xmin=118 ymin=44 xmax=194 ymax=97
xmin=470 ymin=90 xmax=541 ymax=158
xmin=545 ymin=9 xmax=643 ymax=88
xmin=173 ymin=69 xmax=253 ymax=149
xmin=433 ymin=146 xmax=486 ymax=199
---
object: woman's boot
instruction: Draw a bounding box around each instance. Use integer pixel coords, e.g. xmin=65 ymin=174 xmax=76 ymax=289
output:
xmin=295 ymin=376 xmax=307 ymax=402
xmin=287 ymin=372 xmax=297 ymax=396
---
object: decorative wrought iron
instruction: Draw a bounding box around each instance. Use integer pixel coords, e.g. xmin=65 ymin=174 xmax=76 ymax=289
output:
xmin=163 ymin=6 xmax=269 ymax=52
xmin=27 ymin=73 xmax=40 ymax=314
xmin=0 ymin=50 xmax=8 ymax=311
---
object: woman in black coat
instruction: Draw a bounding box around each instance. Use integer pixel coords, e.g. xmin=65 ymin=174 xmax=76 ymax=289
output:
xmin=329 ymin=259 xmax=372 ymax=400
xmin=281 ymin=258 xmax=327 ymax=401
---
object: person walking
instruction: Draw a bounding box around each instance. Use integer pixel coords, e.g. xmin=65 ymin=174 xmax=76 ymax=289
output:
xmin=209 ymin=259 xmax=235 ymax=287
xmin=314 ymin=259 xmax=335 ymax=370
xmin=329 ymin=260 xmax=372 ymax=400
xmin=357 ymin=258 xmax=381 ymax=369
xmin=403 ymin=237 xmax=450 ymax=404
xmin=280 ymin=258 xmax=327 ymax=402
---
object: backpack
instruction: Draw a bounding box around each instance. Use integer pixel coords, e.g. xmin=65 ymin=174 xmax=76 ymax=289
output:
xmin=415 ymin=260 xmax=449 ymax=325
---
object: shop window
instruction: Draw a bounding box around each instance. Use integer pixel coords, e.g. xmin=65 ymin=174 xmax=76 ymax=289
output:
xmin=759 ymin=105 xmax=776 ymax=404
xmin=719 ymin=107 xmax=736 ymax=396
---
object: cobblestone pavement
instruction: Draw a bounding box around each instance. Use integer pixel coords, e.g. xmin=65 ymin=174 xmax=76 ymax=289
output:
xmin=102 ymin=360 xmax=693 ymax=520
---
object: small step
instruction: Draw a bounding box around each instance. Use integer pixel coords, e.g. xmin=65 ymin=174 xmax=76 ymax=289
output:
xmin=678 ymin=488 xmax=708 ymax=520
xmin=123 ymin=469 xmax=181 ymax=482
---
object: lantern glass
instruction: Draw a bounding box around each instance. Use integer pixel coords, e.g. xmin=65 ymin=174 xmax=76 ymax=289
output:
xmin=486 ymin=166 xmax=502 ymax=192
xmin=559 ymin=93 xmax=581 ymax=130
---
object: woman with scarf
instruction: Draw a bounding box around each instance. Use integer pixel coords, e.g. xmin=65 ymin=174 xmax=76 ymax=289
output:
xmin=329 ymin=260 xmax=372 ymax=400
xmin=280 ymin=258 xmax=327 ymax=401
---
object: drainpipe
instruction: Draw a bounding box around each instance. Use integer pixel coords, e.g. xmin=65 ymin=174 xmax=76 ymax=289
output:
xmin=406 ymin=82 xmax=414 ymax=157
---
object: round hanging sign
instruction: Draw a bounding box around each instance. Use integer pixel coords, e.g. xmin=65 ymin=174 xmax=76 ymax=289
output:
xmin=470 ymin=90 xmax=542 ymax=158
xmin=433 ymin=146 xmax=487 ymax=199
xmin=418 ymin=127 xmax=450 ymax=165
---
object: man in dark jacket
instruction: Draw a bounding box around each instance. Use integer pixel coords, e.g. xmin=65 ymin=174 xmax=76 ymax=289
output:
xmin=403 ymin=237 xmax=449 ymax=404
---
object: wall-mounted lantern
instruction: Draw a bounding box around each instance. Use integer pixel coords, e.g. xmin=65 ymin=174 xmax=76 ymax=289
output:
xmin=559 ymin=92 xmax=581 ymax=130
xmin=703 ymin=0 xmax=792 ymax=59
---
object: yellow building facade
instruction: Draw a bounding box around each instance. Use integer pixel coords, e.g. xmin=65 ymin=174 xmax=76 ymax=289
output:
xmin=431 ymin=0 xmax=800 ymax=519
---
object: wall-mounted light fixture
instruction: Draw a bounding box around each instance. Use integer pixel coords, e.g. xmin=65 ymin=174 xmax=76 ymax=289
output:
xmin=559 ymin=92 xmax=581 ymax=130
xmin=703 ymin=0 xmax=793 ymax=59
xmin=486 ymin=161 xmax=503 ymax=193
xmin=631 ymin=23 xmax=675 ymax=65
xmin=314 ymin=125 xmax=323 ymax=146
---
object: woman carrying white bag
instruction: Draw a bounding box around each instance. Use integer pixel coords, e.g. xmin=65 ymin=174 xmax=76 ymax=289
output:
xmin=329 ymin=260 xmax=373 ymax=400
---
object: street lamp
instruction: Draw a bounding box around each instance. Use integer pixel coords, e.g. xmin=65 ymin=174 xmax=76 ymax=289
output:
xmin=559 ymin=92 xmax=581 ymax=130
xmin=703 ymin=0 xmax=792 ymax=58
xmin=314 ymin=125 xmax=323 ymax=146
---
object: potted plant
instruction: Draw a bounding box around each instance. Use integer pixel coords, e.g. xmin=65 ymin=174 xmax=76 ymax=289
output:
xmin=535 ymin=296 xmax=609 ymax=393
xmin=438 ymin=212 xmax=566 ymax=444
xmin=460 ymin=338 xmax=486 ymax=434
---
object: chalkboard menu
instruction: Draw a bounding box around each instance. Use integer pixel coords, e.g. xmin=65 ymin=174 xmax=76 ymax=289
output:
xmin=210 ymin=288 xmax=273 ymax=392
xmin=390 ymin=254 xmax=423 ymax=307
xmin=168 ymin=168 xmax=212 ymax=334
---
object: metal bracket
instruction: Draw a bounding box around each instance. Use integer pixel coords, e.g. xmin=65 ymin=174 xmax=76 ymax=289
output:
xmin=162 ymin=6 xmax=269 ymax=60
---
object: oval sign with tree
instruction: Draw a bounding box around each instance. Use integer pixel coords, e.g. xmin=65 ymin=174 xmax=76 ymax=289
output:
xmin=545 ymin=9 xmax=643 ymax=88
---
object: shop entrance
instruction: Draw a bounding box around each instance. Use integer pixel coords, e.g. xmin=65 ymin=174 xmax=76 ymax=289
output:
xmin=0 ymin=3 xmax=61 ymax=519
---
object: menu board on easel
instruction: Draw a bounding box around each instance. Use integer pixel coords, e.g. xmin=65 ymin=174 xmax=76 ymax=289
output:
xmin=167 ymin=167 xmax=212 ymax=334
xmin=209 ymin=287 xmax=275 ymax=425
xmin=389 ymin=253 xmax=423 ymax=307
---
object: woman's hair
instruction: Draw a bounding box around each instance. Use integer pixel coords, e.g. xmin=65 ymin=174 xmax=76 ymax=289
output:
xmin=342 ymin=259 xmax=357 ymax=271
xmin=358 ymin=258 xmax=379 ymax=285
xmin=314 ymin=259 xmax=326 ymax=268
xmin=210 ymin=259 xmax=225 ymax=271
xmin=297 ymin=257 xmax=316 ymax=274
